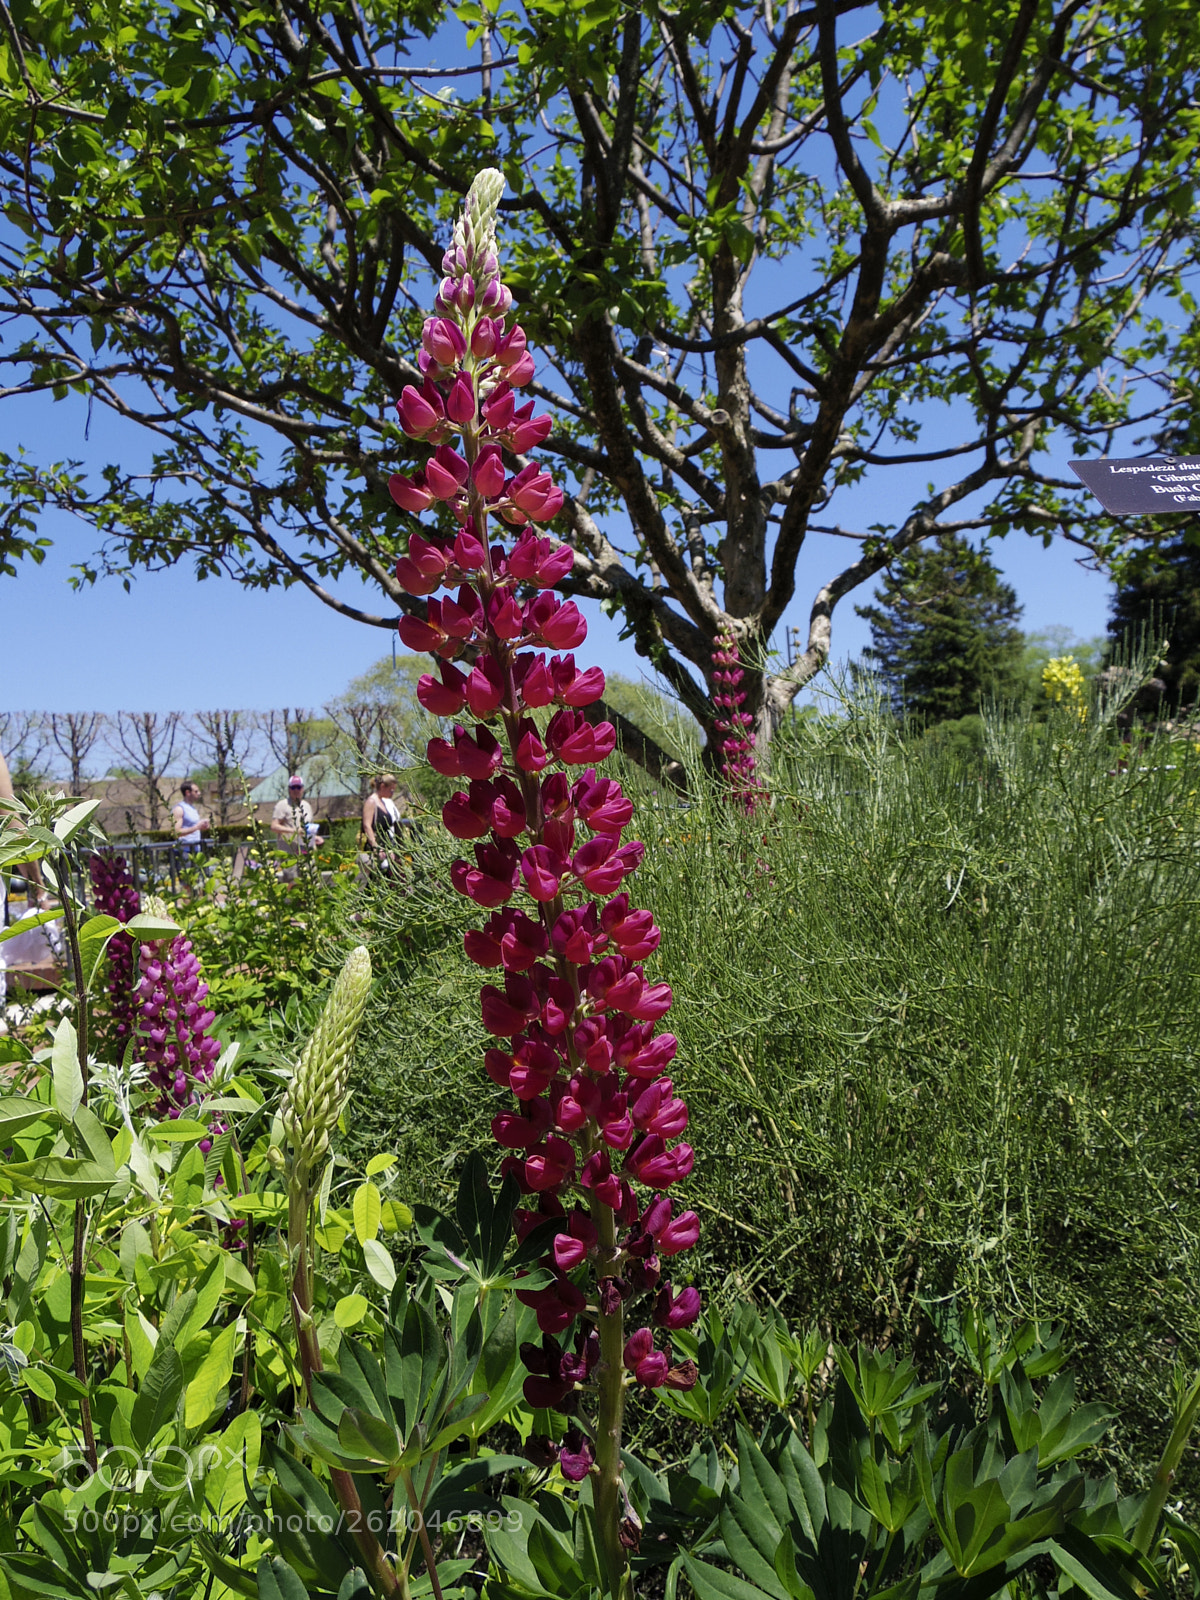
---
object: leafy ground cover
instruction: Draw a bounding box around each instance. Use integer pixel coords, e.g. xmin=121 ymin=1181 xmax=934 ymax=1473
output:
xmin=348 ymin=701 xmax=1200 ymax=1508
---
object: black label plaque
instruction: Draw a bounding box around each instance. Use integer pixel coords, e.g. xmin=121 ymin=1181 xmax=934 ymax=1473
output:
xmin=1069 ymin=455 xmax=1200 ymax=514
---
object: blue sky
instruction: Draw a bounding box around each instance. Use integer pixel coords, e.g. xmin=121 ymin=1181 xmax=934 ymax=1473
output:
xmin=3 ymin=386 xmax=1112 ymax=718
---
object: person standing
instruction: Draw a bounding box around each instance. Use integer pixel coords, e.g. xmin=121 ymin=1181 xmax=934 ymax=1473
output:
xmin=271 ymin=775 xmax=323 ymax=853
xmin=172 ymin=782 xmax=211 ymax=856
xmin=362 ymin=773 xmax=402 ymax=850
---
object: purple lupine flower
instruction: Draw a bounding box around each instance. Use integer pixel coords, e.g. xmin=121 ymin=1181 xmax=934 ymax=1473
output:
xmin=135 ymin=934 xmax=222 ymax=1122
xmin=387 ymin=170 xmax=700 ymax=1483
xmin=89 ymin=853 xmax=141 ymax=1051
xmin=712 ymin=629 xmax=764 ymax=811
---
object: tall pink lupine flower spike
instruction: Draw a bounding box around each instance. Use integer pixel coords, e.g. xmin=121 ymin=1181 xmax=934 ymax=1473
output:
xmin=388 ymin=169 xmax=699 ymax=1559
xmin=712 ymin=629 xmax=765 ymax=812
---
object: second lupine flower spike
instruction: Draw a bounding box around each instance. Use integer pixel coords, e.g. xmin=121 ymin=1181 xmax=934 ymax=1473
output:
xmin=388 ymin=169 xmax=700 ymax=1499
xmin=712 ymin=628 xmax=765 ymax=812
xmin=280 ymin=945 xmax=373 ymax=1169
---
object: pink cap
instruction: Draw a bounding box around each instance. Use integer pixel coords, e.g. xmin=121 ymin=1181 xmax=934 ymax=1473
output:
xmin=288 ymin=774 xmax=304 ymax=786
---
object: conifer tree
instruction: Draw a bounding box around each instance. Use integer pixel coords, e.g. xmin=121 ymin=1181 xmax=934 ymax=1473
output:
xmin=1108 ymin=536 xmax=1200 ymax=709
xmin=856 ymin=536 xmax=1023 ymax=722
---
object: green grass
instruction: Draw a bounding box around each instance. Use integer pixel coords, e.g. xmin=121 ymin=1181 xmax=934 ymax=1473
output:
xmin=343 ymin=701 xmax=1200 ymax=1503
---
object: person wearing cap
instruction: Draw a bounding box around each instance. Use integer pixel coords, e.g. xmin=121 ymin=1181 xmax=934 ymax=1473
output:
xmin=270 ymin=775 xmax=324 ymax=853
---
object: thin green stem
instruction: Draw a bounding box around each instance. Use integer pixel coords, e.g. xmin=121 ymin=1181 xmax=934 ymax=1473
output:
xmin=591 ymin=1194 xmax=634 ymax=1600
xmin=400 ymin=1467 xmax=446 ymax=1600
xmin=56 ymin=848 xmax=99 ymax=1473
xmin=1131 ymin=1372 xmax=1200 ymax=1557
xmin=287 ymin=1162 xmax=404 ymax=1600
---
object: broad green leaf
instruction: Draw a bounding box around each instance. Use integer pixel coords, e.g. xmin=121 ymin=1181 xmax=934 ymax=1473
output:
xmin=71 ymin=1104 xmax=115 ymax=1176
xmin=365 ymin=1153 xmax=396 ymax=1177
xmin=337 ymin=1405 xmax=399 ymax=1466
xmin=145 ymin=1119 xmax=210 ymax=1142
xmin=131 ymin=1343 xmax=184 ymax=1448
xmin=257 ymin=1555 xmax=310 ymax=1600
xmin=22 ymin=1367 xmax=57 ymax=1403
xmin=52 ymin=799 xmax=101 ymax=843
xmin=352 ymin=1181 xmax=381 ymax=1244
xmin=51 ymin=1017 xmax=82 ymax=1122
xmin=77 ymin=913 xmax=122 ymax=991
xmin=335 ymin=1294 xmax=369 ymax=1329
xmin=125 ymin=913 xmax=181 ymax=941
xmin=0 ymin=910 xmax=60 ymax=946
xmin=0 ymin=1095 xmax=53 ymax=1138
xmin=381 ymin=1198 xmax=413 ymax=1233
xmin=682 ymin=1554 xmax=774 ymax=1600
xmin=185 ymin=1321 xmax=238 ymax=1427
xmin=0 ymin=1154 xmax=115 ymax=1199
xmin=177 ymin=1252 xmax=226 ymax=1349
xmin=362 ymin=1237 xmax=396 ymax=1292
xmin=385 ymin=1299 xmax=441 ymax=1442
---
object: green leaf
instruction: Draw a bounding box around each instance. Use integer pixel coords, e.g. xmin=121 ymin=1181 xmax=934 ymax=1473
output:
xmin=337 ymin=1405 xmax=400 ymax=1466
xmin=353 ymin=1180 xmax=381 ymax=1245
xmin=77 ymin=913 xmax=121 ymax=991
xmin=125 ymin=913 xmax=181 ymax=941
xmin=1045 ymin=1530 xmax=1143 ymax=1600
xmin=0 ymin=1154 xmax=116 ymax=1199
xmin=52 ymin=799 xmax=101 ymax=843
xmin=185 ymin=1322 xmax=238 ymax=1427
xmin=0 ymin=909 xmax=61 ymax=946
xmin=51 ymin=1017 xmax=83 ymax=1123
xmin=385 ymin=1299 xmax=441 ymax=1441
xmin=131 ymin=1343 xmax=184 ymax=1448
xmin=335 ymin=1294 xmax=369 ymax=1329
xmin=145 ymin=1119 xmax=210 ymax=1142
xmin=336 ymin=1569 xmax=372 ymax=1600
xmin=177 ymin=1251 xmax=226 ymax=1349
xmin=71 ymin=1105 xmax=115 ymax=1176
xmin=22 ymin=1367 xmax=57 ymax=1403
xmin=682 ymin=1553 xmax=775 ymax=1600
xmin=257 ymin=1555 xmax=310 ymax=1600
xmin=362 ymin=1237 xmax=396 ymax=1292
xmin=0 ymin=1095 xmax=53 ymax=1138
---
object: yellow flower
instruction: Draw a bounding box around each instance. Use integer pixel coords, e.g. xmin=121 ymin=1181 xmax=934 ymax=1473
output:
xmin=1042 ymin=655 xmax=1087 ymax=720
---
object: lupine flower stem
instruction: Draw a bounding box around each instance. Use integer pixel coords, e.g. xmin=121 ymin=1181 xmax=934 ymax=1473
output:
xmin=278 ymin=950 xmax=403 ymax=1599
xmin=384 ymin=170 xmax=701 ymax=1596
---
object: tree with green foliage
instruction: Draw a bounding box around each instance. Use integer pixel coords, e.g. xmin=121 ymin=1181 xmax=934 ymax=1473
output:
xmin=856 ymin=534 xmax=1023 ymax=721
xmin=2 ymin=0 xmax=1199 ymax=770
xmin=1107 ymin=535 xmax=1200 ymax=710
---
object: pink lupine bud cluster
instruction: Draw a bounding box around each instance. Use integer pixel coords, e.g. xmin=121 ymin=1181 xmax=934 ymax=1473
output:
xmin=387 ymin=170 xmax=699 ymax=1488
xmin=712 ymin=629 xmax=764 ymax=811
xmin=136 ymin=935 xmax=222 ymax=1134
xmin=88 ymin=853 xmax=141 ymax=1052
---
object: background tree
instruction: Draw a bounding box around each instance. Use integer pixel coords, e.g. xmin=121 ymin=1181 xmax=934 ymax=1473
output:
xmin=2 ymin=0 xmax=1198 ymax=772
xmin=255 ymin=708 xmax=332 ymax=788
xmin=187 ymin=709 xmax=256 ymax=823
xmin=0 ymin=711 xmax=51 ymax=791
xmin=46 ymin=711 xmax=106 ymax=794
xmin=1107 ymin=534 xmax=1200 ymax=711
xmin=856 ymin=534 xmax=1023 ymax=721
xmin=110 ymin=711 xmax=180 ymax=831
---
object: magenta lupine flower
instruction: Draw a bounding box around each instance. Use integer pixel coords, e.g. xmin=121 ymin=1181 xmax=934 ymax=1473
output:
xmin=712 ymin=629 xmax=764 ymax=811
xmin=388 ymin=171 xmax=700 ymax=1482
xmin=135 ymin=935 xmax=222 ymax=1127
xmin=89 ymin=853 xmax=141 ymax=1052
